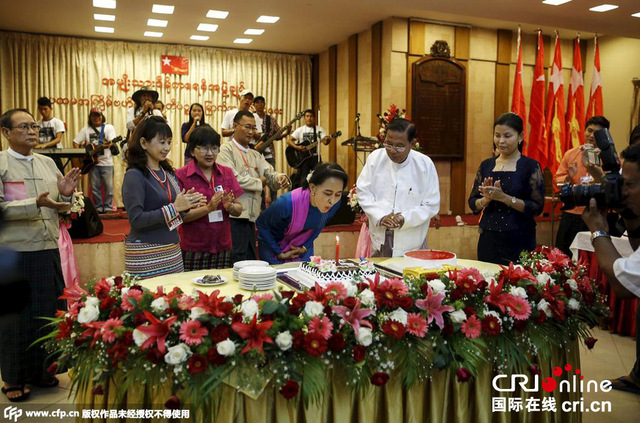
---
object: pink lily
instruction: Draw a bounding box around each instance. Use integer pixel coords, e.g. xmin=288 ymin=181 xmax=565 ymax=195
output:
xmin=415 ymin=286 xmax=454 ymax=330
xmin=332 ymin=299 xmax=374 ymax=336
xmin=136 ymin=311 xmax=178 ymax=354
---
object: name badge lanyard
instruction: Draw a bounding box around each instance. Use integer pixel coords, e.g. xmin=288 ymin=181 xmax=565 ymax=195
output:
xmin=233 ymin=142 xmax=258 ymax=173
xmin=148 ymin=167 xmax=173 ymax=202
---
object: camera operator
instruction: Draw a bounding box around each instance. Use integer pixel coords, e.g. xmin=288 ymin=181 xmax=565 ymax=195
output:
xmin=554 ymin=116 xmax=611 ymax=256
xmin=582 ymin=142 xmax=640 ymax=394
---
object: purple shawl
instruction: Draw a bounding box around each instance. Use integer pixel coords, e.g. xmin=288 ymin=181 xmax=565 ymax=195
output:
xmin=278 ymin=188 xmax=314 ymax=262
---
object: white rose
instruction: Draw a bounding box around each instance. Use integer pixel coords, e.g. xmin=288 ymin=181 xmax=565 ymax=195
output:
xmin=355 ymin=327 xmax=373 ymax=346
xmin=241 ymin=300 xmax=260 ymax=319
xmin=304 ymin=301 xmax=324 ymax=317
xmin=121 ymin=287 xmax=130 ymax=296
xmin=164 ymin=343 xmax=192 ymax=365
xmin=510 ymin=286 xmax=528 ymax=299
xmin=537 ymin=299 xmax=553 ymax=317
xmin=216 ymin=339 xmax=236 ymax=356
xmin=568 ymin=298 xmax=581 ymax=311
xmin=427 ymin=279 xmax=447 ymax=295
xmin=359 ymin=289 xmax=376 ymax=307
xmin=85 ymin=296 xmax=100 ymax=308
xmin=536 ymin=273 xmax=551 ymax=285
xmin=77 ymin=306 xmax=100 ymax=324
xmin=189 ymin=307 xmax=207 ymax=320
xmin=151 ymin=297 xmax=169 ymax=313
xmin=275 ymin=331 xmax=293 ymax=351
xmin=449 ymin=309 xmax=467 ymax=324
xmin=567 ymin=279 xmax=578 ymax=291
xmin=388 ymin=308 xmax=408 ymax=325
xmin=132 ymin=328 xmax=149 ymax=347
xmin=342 ymin=281 xmax=358 ymax=297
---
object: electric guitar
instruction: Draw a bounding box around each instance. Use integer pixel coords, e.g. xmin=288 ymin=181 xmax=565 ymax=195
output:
xmin=285 ymin=131 xmax=342 ymax=169
xmin=255 ymin=111 xmax=305 ymax=154
xmin=81 ymin=136 xmax=123 ymax=174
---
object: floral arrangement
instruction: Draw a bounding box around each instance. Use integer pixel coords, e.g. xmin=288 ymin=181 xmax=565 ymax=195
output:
xmin=376 ymin=104 xmax=406 ymax=143
xmin=346 ymin=185 xmax=362 ymax=214
xmin=41 ymin=246 xmax=607 ymax=415
xmin=59 ymin=191 xmax=85 ymax=223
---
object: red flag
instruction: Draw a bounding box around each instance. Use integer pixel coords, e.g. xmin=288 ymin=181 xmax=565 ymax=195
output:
xmin=566 ymin=36 xmax=585 ymax=149
xmin=511 ymin=27 xmax=527 ymax=150
xmin=545 ymin=32 xmax=566 ymax=175
xmin=586 ymin=36 xmax=603 ymax=120
xmin=528 ymin=30 xmax=547 ymax=168
xmin=161 ymin=55 xmax=189 ymax=75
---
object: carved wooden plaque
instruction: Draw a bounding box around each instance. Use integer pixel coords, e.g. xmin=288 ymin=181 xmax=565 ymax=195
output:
xmin=412 ymin=56 xmax=466 ymax=160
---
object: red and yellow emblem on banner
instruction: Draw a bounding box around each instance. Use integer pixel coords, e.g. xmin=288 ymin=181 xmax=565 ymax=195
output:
xmin=161 ymin=55 xmax=189 ymax=75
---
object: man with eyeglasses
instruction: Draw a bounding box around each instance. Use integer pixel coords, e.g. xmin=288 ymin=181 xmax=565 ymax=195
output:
xmin=356 ymin=118 xmax=440 ymax=257
xmin=0 ymin=108 xmax=81 ymax=401
xmin=217 ymin=110 xmax=289 ymax=261
xmin=220 ymin=89 xmax=260 ymax=143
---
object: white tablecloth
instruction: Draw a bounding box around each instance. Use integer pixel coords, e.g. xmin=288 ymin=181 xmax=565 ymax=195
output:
xmin=569 ymin=231 xmax=634 ymax=260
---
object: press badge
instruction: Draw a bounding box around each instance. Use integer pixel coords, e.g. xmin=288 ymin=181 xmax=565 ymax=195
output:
xmin=214 ymin=185 xmax=224 ymax=193
xmin=208 ymin=210 xmax=223 ymax=223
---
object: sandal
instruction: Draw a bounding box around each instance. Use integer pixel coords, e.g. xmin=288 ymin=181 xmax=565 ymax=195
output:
xmin=610 ymin=376 xmax=640 ymax=395
xmin=31 ymin=376 xmax=59 ymax=388
xmin=2 ymin=385 xmax=31 ymax=402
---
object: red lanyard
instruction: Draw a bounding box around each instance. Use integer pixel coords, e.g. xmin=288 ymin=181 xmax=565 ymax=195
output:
xmin=209 ymin=172 xmax=216 ymax=193
xmin=148 ymin=167 xmax=173 ymax=202
xmin=233 ymin=142 xmax=258 ymax=172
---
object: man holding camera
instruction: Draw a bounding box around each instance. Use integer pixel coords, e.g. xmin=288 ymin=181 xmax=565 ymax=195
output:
xmin=582 ymin=142 xmax=640 ymax=394
xmin=554 ymin=116 xmax=611 ymax=256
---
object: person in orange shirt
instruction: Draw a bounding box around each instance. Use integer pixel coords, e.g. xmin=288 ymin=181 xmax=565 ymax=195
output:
xmin=554 ymin=116 xmax=610 ymax=256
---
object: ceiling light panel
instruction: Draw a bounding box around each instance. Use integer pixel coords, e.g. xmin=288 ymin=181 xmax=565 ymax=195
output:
xmin=94 ymin=14 xmax=115 ymax=21
xmin=234 ymin=38 xmax=253 ymax=44
xmin=152 ymin=4 xmax=174 ymax=14
xmin=206 ymin=10 xmax=229 ymax=19
xmin=542 ymin=0 xmax=572 ymax=5
xmin=244 ymin=29 xmax=265 ymax=35
xmin=589 ymin=4 xmax=619 ymax=12
xmin=256 ymin=15 xmax=279 ymax=23
xmin=197 ymin=23 xmax=218 ymax=32
xmin=94 ymin=26 xmax=115 ymax=33
xmin=632 ymin=12 xmax=640 ymax=18
xmin=147 ymin=19 xmax=168 ymax=27
xmin=191 ymin=35 xmax=210 ymax=41
xmin=93 ymin=0 xmax=116 ymax=9
xmin=144 ymin=31 xmax=163 ymax=37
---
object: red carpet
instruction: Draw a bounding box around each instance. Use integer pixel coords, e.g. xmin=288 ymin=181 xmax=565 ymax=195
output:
xmin=73 ymin=219 xmax=129 ymax=244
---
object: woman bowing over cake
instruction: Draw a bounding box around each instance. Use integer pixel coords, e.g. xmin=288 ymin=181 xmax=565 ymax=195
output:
xmin=256 ymin=162 xmax=348 ymax=264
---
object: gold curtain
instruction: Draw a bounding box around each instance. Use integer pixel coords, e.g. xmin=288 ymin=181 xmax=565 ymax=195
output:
xmin=632 ymin=78 xmax=640 ymax=130
xmin=0 ymin=31 xmax=312 ymax=207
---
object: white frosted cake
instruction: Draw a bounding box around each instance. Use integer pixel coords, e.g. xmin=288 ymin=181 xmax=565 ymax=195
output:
xmin=402 ymin=250 xmax=457 ymax=269
xmin=289 ymin=257 xmax=376 ymax=288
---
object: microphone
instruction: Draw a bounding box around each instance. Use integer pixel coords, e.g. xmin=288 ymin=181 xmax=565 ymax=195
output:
xmin=356 ymin=113 xmax=361 ymax=121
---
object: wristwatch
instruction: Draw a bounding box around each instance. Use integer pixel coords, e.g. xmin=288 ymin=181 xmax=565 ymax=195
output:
xmin=590 ymin=230 xmax=611 ymax=243
xmin=510 ymin=196 xmax=517 ymax=205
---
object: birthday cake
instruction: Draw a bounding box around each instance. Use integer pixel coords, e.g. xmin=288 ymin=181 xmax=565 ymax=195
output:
xmin=403 ymin=249 xmax=457 ymax=269
xmin=290 ymin=256 xmax=377 ymax=288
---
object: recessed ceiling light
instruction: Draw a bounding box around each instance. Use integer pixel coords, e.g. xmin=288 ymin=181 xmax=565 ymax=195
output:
xmin=152 ymin=4 xmax=174 ymax=14
xmin=144 ymin=31 xmax=163 ymax=37
xmin=147 ymin=19 xmax=168 ymax=27
xmin=256 ymin=15 xmax=279 ymax=23
xmin=93 ymin=0 xmax=116 ymax=9
xmin=94 ymin=26 xmax=115 ymax=33
xmin=244 ymin=29 xmax=265 ymax=35
xmin=542 ymin=0 xmax=571 ymax=5
xmin=206 ymin=10 xmax=229 ymax=19
xmin=94 ymin=14 xmax=115 ymax=21
xmin=633 ymin=12 xmax=640 ymax=18
xmin=197 ymin=23 xmax=218 ymax=32
xmin=190 ymin=35 xmax=210 ymax=41
xmin=589 ymin=4 xmax=619 ymax=12
xmin=234 ymin=38 xmax=253 ymax=44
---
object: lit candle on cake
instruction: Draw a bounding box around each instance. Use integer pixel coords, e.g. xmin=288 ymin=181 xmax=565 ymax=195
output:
xmin=335 ymin=235 xmax=340 ymax=264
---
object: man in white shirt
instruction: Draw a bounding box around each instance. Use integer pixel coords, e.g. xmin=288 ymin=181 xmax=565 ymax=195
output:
xmin=288 ymin=109 xmax=330 ymax=188
xmin=582 ymin=142 xmax=640 ymax=395
xmin=357 ymin=118 xmax=440 ymax=257
xmin=217 ymin=110 xmax=289 ymax=261
xmin=73 ymin=108 xmax=118 ymax=213
xmin=35 ymin=97 xmax=66 ymax=172
xmin=220 ymin=90 xmax=260 ymax=143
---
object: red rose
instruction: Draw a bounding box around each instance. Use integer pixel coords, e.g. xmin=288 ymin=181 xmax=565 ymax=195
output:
xmin=424 ymin=273 xmax=440 ymax=281
xmin=323 ymin=305 xmax=333 ymax=316
xmin=442 ymin=323 xmax=454 ymax=337
xmin=279 ymin=380 xmax=299 ymax=399
xmin=100 ymin=296 xmax=116 ymax=310
xmin=165 ymin=396 xmax=180 ymax=410
xmin=233 ymin=294 xmax=244 ymax=305
xmin=534 ymin=312 xmax=547 ymax=324
xmin=288 ymin=305 xmax=301 ymax=315
xmin=398 ymin=296 xmax=413 ymax=310
xmin=342 ymin=297 xmax=357 ymax=309
xmin=231 ymin=312 xmax=243 ymax=323
xmin=109 ymin=307 xmax=124 ymax=319
xmin=292 ymin=293 xmax=310 ymax=309
xmin=370 ymin=372 xmax=389 ymax=386
xmin=525 ymin=285 xmax=538 ymax=297
xmin=304 ymin=332 xmax=328 ymax=357
xmin=528 ymin=365 xmax=541 ymax=376
xmin=449 ymin=288 xmax=464 ymax=301
xmin=382 ymin=320 xmax=406 ymax=340
xmin=462 ymin=306 xmax=477 ymax=317
xmin=210 ymin=324 xmax=230 ymax=343
xmin=420 ymin=283 xmax=431 ymax=296
xmin=47 ymin=362 xmax=58 ymax=375
xmin=280 ymin=291 xmax=295 ymax=300
xmin=584 ymin=337 xmax=598 ymax=349
xmin=94 ymin=279 xmax=111 ymax=300
xmin=328 ymin=333 xmax=346 ymax=352
xmin=477 ymin=280 xmax=489 ymax=291
xmin=92 ymin=385 xmax=104 ymax=395
xmin=563 ymin=283 xmax=573 ymax=297
xmin=146 ymin=347 xmax=164 ymax=364
xmin=113 ymin=276 xmax=123 ymax=285
xmin=207 ymin=348 xmax=227 ymax=366
xmin=353 ymin=345 xmax=366 ymax=363
xmin=293 ymin=330 xmax=305 ymax=350
xmin=513 ymin=319 xmax=528 ymax=333
xmin=133 ymin=312 xmax=148 ymax=326
xmin=456 ymin=367 xmax=472 ymax=382
xmin=187 ymin=354 xmax=208 ymax=374
xmin=74 ymin=337 xmax=88 ymax=347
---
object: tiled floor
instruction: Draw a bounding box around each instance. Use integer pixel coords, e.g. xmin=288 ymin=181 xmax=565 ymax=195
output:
xmin=1 ymin=328 xmax=638 ymax=421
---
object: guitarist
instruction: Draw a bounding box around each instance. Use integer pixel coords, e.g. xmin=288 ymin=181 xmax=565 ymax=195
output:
xmin=288 ymin=109 xmax=331 ymax=189
xmin=253 ymin=96 xmax=291 ymax=205
xmin=73 ymin=108 xmax=118 ymax=213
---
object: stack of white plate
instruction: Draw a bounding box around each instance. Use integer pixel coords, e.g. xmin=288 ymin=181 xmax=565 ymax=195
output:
xmin=233 ymin=260 xmax=269 ymax=280
xmin=238 ymin=266 xmax=277 ymax=291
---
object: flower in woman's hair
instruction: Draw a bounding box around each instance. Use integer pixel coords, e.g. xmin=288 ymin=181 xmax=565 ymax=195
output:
xmin=179 ymin=320 xmax=208 ymax=346
xmin=308 ymin=316 xmax=334 ymax=340
xmin=460 ymin=315 xmax=482 ymax=339
xmin=306 ymin=170 xmax=314 ymax=183
xmin=506 ymin=296 xmax=532 ymax=320
xmin=406 ymin=313 xmax=428 ymax=337
xmin=101 ymin=318 xmax=123 ymax=343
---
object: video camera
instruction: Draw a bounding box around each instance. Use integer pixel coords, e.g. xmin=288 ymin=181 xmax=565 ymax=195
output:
xmin=558 ymin=128 xmax=623 ymax=210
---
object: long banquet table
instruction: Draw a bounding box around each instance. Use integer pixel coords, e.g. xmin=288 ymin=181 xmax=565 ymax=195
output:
xmin=79 ymin=258 xmax=581 ymax=423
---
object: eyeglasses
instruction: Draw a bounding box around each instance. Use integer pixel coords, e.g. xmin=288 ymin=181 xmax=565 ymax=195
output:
xmin=238 ymin=124 xmax=258 ymax=132
xmin=383 ymin=143 xmax=407 ymax=153
xmin=12 ymin=123 xmax=41 ymax=132
xmin=195 ymin=146 xmax=220 ymax=153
